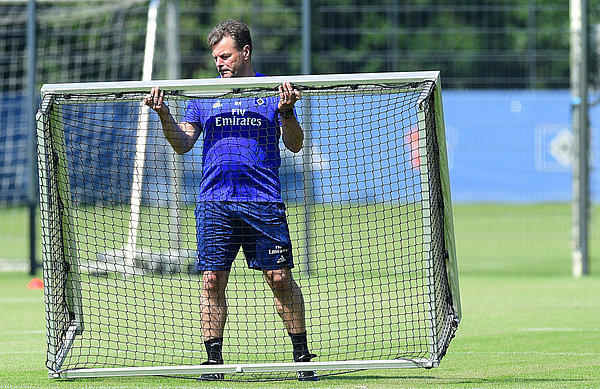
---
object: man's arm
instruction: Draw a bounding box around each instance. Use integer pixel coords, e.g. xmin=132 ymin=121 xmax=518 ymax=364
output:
xmin=144 ymin=87 xmax=201 ymax=155
xmin=278 ymin=82 xmax=304 ymax=153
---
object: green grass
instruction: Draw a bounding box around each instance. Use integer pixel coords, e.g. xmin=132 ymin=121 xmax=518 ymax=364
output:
xmin=1 ymin=203 xmax=600 ymax=387
xmin=0 ymin=206 xmax=31 ymax=260
xmin=3 ymin=202 xmax=597 ymax=275
xmin=1 ymin=273 xmax=599 ymax=388
xmin=452 ymin=203 xmax=599 ymax=275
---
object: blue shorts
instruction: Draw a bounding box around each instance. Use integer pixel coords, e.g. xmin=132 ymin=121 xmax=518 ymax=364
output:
xmin=195 ymin=202 xmax=294 ymax=271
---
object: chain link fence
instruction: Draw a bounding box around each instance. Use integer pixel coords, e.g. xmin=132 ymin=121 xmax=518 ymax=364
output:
xmin=1 ymin=0 xmax=598 ymax=274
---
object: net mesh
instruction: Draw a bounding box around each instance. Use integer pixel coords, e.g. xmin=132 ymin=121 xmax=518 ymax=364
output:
xmin=37 ymin=80 xmax=457 ymax=380
xmin=0 ymin=0 xmax=148 ymax=269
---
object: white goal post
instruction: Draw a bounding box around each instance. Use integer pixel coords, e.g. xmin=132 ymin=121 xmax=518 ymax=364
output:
xmin=36 ymin=71 xmax=460 ymax=380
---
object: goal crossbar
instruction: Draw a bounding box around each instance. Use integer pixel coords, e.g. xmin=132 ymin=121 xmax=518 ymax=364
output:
xmin=40 ymin=71 xmax=441 ymax=95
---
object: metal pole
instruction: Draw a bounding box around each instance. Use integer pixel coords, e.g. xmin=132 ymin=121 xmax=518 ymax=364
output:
xmin=528 ymin=0 xmax=537 ymax=87
xmin=166 ymin=0 xmax=184 ymax=256
xmin=124 ymin=0 xmax=161 ymax=272
xmin=302 ymin=0 xmax=311 ymax=75
xmin=300 ymin=0 xmax=314 ymax=276
xmin=166 ymin=0 xmax=180 ymax=80
xmin=570 ymin=0 xmax=590 ymax=277
xmin=27 ymin=0 xmax=38 ymax=275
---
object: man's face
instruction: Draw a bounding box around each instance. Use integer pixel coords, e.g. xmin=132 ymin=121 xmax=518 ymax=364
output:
xmin=212 ymin=35 xmax=250 ymax=78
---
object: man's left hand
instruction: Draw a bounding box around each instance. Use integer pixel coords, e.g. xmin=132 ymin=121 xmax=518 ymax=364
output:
xmin=278 ymin=82 xmax=301 ymax=111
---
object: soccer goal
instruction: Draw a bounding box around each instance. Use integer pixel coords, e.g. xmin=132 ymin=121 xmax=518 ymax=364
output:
xmin=36 ymin=71 xmax=460 ymax=380
xmin=0 ymin=0 xmax=152 ymax=273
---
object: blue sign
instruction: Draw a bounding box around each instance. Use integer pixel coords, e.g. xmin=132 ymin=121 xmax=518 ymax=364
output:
xmin=2 ymin=90 xmax=598 ymax=206
xmin=443 ymin=90 xmax=599 ymax=202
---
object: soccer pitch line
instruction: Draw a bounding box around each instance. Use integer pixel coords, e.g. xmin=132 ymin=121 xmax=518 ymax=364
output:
xmin=457 ymin=351 xmax=600 ymax=356
xmin=519 ymin=327 xmax=600 ymax=332
xmin=0 ymin=330 xmax=45 ymax=335
xmin=0 ymin=297 xmax=41 ymax=303
xmin=0 ymin=350 xmax=44 ymax=355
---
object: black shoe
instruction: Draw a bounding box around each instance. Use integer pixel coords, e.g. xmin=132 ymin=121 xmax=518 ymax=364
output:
xmin=295 ymin=353 xmax=319 ymax=382
xmin=297 ymin=370 xmax=319 ymax=381
xmin=200 ymin=359 xmax=224 ymax=381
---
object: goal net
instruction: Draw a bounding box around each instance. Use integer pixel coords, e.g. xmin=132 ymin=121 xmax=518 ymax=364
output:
xmin=36 ymin=72 xmax=460 ymax=380
xmin=0 ymin=0 xmax=150 ymax=270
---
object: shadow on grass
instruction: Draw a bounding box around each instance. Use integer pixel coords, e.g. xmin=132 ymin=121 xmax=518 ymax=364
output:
xmin=448 ymin=377 xmax=594 ymax=386
xmin=317 ymin=371 xmax=594 ymax=387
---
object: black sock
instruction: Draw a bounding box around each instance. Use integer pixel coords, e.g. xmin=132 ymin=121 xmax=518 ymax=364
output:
xmin=204 ymin=337 xmax=223 ymax=363
xmin=289 ymin=332 xmax=311 ymax=362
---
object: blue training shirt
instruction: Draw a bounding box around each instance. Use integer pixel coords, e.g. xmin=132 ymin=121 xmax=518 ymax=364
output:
xmin=183 ymin=73 xmax=285 ymax=203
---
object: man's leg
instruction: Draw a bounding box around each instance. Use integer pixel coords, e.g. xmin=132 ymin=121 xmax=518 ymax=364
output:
xmin=201 ymin=269 xmax=230 ymax=342
xmin=263 ymin=267 xmax=306 ymax=334
xmin=263 ymin=267 xmax=318 ymax=381
xmin=200 ymin=269 xmax=229 ymax=380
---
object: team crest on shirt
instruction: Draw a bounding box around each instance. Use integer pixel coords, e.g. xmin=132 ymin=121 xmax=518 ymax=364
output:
xmin=255 ymin=97 xmax=265 ymax=106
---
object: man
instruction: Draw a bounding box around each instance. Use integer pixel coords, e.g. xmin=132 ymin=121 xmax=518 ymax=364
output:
xmin=144 ymin=19 xmax=317 ymax=381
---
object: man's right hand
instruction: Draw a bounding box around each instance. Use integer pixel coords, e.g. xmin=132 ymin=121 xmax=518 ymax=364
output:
xmin=144 ymin=87 xmax=169 ymax=115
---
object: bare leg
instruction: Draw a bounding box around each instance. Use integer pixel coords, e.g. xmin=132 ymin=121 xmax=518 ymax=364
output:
xmin=264 ymin=267 xmax=317 ymax=380
xmin=201 ymin=270 xmax=229 ymax=341
xmin=263 ymin=267 xmax=306 ymax=334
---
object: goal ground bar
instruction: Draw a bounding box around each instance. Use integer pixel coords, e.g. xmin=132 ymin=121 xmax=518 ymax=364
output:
xmin=51 ymin=359 xmax=436 ymax=378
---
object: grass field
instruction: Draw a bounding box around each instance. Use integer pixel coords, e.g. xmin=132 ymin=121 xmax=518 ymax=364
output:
xmin=1 ymin=203 xmax=600 ymax=388
xmin=1 ymin=273 xmax=598 ymax=388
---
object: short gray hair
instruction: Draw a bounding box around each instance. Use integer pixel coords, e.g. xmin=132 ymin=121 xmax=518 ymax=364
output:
xmin=207 ymin=19 xmax=252 ymax=54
